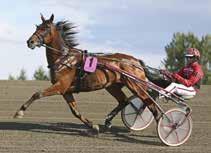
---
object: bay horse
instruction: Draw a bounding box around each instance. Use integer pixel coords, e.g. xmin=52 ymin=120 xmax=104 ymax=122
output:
xmin=14 ymin=14 xmax=159 ymax=133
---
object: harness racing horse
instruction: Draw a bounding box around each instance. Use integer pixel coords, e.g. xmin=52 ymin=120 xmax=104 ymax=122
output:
xmin=14 ymin=14 xmax=159 ymax=134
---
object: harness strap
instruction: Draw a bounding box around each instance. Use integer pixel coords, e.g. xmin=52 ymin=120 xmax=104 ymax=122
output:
xmin=75 ymin=66 xmax=85 ymax=93
xmin=75 ymin=50 xmax=87 ymax=92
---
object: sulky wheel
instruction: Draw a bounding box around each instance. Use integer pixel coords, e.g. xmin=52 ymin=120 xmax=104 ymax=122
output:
xmin=157 ymin=108 xmax=192 ymax=146
xmin=121 ymin=96 xmax=154 ymax=131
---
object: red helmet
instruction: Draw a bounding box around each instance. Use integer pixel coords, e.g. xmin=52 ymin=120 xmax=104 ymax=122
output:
xmin=185 ymin=48 xmax=200 ymax=58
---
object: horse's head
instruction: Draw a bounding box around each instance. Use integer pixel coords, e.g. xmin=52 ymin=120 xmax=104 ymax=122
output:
xmin=27 ymin=14 xmax=56 ymax=49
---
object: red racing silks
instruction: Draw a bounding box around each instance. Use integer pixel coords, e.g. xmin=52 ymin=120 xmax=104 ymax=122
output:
xmin=172 ymin=62 xmax=204 ymax=87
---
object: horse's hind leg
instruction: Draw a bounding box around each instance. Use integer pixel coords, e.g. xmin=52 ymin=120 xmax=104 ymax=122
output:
xmin=105 ymin=84 xmax=129 ymax=129
xmin=14 ymin=82 xmax=64 ymax=118
xmin=63 ymin=92 xmax=99 ymax=133
xmin=123 ymin=78 xmax=160 ymax=123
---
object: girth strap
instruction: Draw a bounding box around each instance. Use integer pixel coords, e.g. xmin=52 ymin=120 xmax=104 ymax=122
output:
xmin=74 ymin=50 xmax=87 ymax=93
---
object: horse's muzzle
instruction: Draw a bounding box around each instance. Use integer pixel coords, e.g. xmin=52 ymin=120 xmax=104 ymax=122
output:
xmin=27 ymin=39 xmax=36 ymax=49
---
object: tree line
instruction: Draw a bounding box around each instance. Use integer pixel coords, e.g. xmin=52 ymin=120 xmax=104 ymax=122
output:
xmin=8 ymin=32 xmax=211 ymax=83
xmin=8 ymin=66 xmax=50 ymax=81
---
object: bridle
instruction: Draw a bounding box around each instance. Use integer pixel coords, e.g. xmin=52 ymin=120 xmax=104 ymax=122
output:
xmin=32 ymin=26 xmax=80 ymax=57
xmin=32 ymin=26 xmax=51 ymax=48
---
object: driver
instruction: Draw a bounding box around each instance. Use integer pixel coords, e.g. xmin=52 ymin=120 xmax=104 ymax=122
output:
xmin=160 ymin=48 xmax=204 ymax=98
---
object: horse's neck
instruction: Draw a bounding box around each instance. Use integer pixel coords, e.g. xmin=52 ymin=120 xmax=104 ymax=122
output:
xmin=46 ymin=37 xmax=66 ymax=67
xmin=46 ymin=48 xmax=59 ymax=66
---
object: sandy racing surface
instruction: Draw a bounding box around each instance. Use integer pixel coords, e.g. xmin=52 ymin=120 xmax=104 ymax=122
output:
xmin=0 ymin=80 xmax=210 ymax=153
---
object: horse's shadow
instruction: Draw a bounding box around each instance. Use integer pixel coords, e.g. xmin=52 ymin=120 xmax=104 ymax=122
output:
xmin=0 ymin=121 xmax=89 ymax=136
xmin=101 ymin=125 xmax=162 ymax=146
xmin=0 ymin=121 xmax=162 ymax=146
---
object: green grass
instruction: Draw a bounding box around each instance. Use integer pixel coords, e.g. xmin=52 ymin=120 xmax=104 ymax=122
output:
xmin=207 ymin=71 xmax=211 ymax=85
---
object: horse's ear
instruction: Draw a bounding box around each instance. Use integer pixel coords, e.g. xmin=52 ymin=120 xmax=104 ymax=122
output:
xmin=40 ymin=13 xmax=45 ymax=22
xmin=49 ymin=14 xmax=54 ymax=23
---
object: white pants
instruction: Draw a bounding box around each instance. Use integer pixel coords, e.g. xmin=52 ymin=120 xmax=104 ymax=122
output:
xmin=164 ymin=83 xmax=196 ymax=97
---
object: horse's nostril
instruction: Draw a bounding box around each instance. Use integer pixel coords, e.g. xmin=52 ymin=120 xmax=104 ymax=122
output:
xmin=27 ymin=40 xmax=34 ymax=45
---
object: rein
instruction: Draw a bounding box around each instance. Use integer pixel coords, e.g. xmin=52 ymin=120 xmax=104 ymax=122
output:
xmin=41 ymin=44 xmax=72 ymax=56
xmin=100 ymin=56 xmax=144 ymax=71
xmin=41 ymin=44 xmax=144 ymax=72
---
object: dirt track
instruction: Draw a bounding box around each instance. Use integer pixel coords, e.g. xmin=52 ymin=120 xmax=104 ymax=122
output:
xmin=0 ymin=80 xmax=210 ymax=153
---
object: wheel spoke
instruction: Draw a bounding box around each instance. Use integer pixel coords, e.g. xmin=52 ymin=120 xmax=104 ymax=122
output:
xmin=132 ymin=111 xmax=140 ymax=127
xmin=164 ymin=127 xmax=176 ymax=139
xmin=175 ymin=130 xmax=179 ymax=143
xmin=139 ymin=114 xmax=146 ymax=124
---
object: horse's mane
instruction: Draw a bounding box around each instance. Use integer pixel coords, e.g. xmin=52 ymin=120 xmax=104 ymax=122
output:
xmin=55 ymin=20 xmax=78 ymax=48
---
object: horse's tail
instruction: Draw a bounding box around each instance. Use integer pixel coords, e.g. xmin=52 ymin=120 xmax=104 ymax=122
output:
xmin=138 ymin=60 xmax=150 ymax=78
xmin=138 ymin=59 xmax=158 ymax=81
xmin=139 ymin=59 xmax=171 ymax=89
xmin=138 ymin=59 xmax=146 ymax=68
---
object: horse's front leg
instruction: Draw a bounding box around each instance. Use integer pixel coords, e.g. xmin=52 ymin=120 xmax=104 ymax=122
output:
xmin=63 ymin=93 xmax=100 ymax=134
xmin=13 ymin=81 xmax=65 ymax=118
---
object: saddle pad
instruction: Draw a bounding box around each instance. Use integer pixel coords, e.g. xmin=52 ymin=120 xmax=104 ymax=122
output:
xmin=84 ymin=56 xmax=98 ymax=72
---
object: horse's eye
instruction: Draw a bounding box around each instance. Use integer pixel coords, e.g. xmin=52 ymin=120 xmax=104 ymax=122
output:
xmin=35 ymin=25 xmax=40 ymax=29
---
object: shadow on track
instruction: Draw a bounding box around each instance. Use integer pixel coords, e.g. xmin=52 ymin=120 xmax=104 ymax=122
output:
xmin=99 ymin=124 xmax=162 ymax=146
xmin=0 ymin=121 xmax=162 ymax=146
xmin=0 ymin=121 xmax=89 ymax=136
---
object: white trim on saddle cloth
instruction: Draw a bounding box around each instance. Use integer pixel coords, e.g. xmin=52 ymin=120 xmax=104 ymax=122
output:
xmin=84 ymin=56 xmax=98 ymax=72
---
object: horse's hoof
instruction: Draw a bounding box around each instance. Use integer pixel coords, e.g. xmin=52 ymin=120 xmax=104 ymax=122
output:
xmin=84 ymin=127 xmax=99 ymax=137
xmin=92 ymin=124 xmax=100 ymax=134
xmin=85 ymin=124 xmax=100 ymax=136
xmin=104 ymin=121 xmax=112 ymax=130
xmin=13 ymin=110 xmax=24 ymax=119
